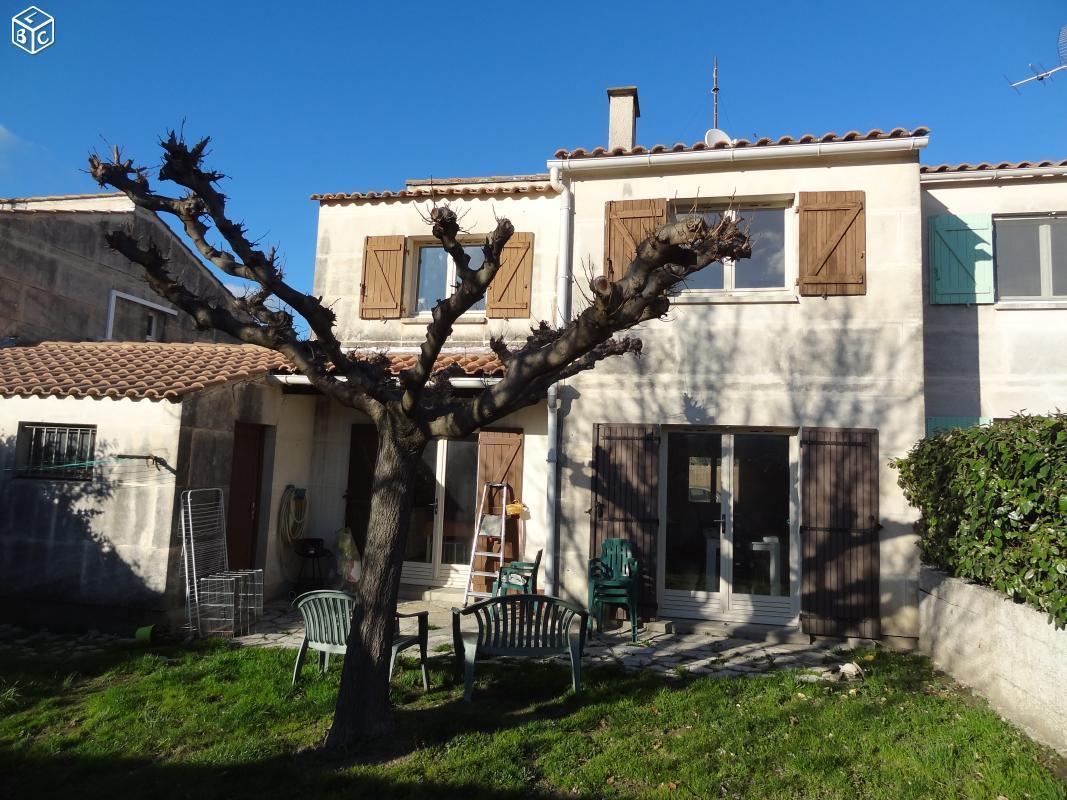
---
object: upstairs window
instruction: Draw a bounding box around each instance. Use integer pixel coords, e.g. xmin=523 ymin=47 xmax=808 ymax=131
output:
xmin=994 ymin=216 xmax=1067 ymax=300
xmin=669 ymin=205 xmax=788 ymax=295
xmin=15 ymin=422 xmax=97 ymax=480
xmin=414 ymin=244 xmax=486 ymax=315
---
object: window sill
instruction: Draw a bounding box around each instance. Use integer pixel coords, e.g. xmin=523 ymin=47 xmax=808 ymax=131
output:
xmin=994 ymin=300 xmax=1067 ymax=311
xmin=400 ymin=315 xmax=488 ymax=325
xmin=671 ymin=290 xmax=799 ymax=305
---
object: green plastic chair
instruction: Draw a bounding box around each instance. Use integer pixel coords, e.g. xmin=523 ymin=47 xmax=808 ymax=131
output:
xmin=587 ymin=538 xmax=640 ymax=642
xmin=291 ymin=590 xmax=429 ymax=690
xmin=492 ymin=548 xmax=543 ymax=597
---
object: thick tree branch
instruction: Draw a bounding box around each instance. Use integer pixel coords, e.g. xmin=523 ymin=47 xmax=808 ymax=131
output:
xmin=105 ymin=229 xmax=382 ymax=417
xmin=398 ymin=206 xmax=513 ymax=414
xmin=88 ymin=137 xmax=394 ymax=403
xmin=431 ymin=213 xmax=750 ymax=437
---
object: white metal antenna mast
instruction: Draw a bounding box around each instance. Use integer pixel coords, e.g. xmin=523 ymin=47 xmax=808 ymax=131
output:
xmin=712 ymin=56 xmax=720 ymax=128
xmin=1007 ymin=25 xmax=1067 ymax=89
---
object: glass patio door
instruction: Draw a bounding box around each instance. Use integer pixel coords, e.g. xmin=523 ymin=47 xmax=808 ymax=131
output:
xmin=660 ymin=430 xmax=798 ymax=624
xmin=401 ymin=438 xmax=480 ymax=588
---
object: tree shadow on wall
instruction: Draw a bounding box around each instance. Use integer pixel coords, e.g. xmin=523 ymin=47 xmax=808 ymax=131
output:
xmin=0 ymin=434 xmax=170 ymax=631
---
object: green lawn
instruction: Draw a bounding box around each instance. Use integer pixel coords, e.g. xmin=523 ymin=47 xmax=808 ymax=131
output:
xmin=1 ymin=642 xmax=1064 ymax=799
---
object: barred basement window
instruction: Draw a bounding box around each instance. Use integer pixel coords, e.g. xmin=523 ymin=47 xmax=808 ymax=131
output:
xmin=15 ymin=422 xmax=97 ymax=480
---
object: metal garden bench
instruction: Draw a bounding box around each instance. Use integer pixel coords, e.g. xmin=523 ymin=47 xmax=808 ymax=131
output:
xmin=451 ymin=593 xmax=588 ymax=701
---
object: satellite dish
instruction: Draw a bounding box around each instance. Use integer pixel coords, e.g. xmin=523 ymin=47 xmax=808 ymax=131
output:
xmin=704 ymin=128 xmax=732 ymax=147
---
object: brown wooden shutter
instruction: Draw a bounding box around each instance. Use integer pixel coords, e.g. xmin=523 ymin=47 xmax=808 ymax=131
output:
xmin=589 ymin=423 xmax=660 ymax=618
xmin=360 ymin=235 xmax=405 ymax=319
xmin=797 ymin=191 xmax=866 ymax=297
xmin=486 ymin=232 xmax=533 ymax=318
xmin=603 ymin=199 xmax=667 ymax=282
xmin=474 ymin=430 xmax=524 ymax=591
xmin=800 ymin=427 xmax=881 ymax=639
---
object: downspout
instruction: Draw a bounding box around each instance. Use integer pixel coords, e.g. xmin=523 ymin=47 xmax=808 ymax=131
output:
xmin=544 ymin=165 xmax=573 ymax=595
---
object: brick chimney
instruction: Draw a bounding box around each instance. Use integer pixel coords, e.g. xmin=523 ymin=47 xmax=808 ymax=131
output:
xmin=607 ymin=86 xmax=640 ymax=151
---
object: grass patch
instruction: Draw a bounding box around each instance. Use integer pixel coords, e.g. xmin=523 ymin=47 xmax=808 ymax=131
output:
xmin=0 ymin=643 xmax=1063 ymax=799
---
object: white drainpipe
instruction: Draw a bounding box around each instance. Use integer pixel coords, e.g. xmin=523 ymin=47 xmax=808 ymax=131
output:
xmin=544 ymin=165 xmax=573 ymax=595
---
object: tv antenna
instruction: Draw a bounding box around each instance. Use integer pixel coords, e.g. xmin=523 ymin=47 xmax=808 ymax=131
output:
xmin=1007 ymin=25 xmax=1067 ymax=89
xmin=703 ymin=56 xmax=732 ymax=148
xmin=712 ymin=56 xmax=720 ymax=128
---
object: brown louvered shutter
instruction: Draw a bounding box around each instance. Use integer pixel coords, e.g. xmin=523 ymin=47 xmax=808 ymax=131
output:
xmin=486 ymin=232 xmax=534 ymax=318
xmin=797 ymin=191 xmax=866 ymax=296
xmin=360 ymin=235 xmax=405 ymax=319
xmin=473 ymin=430 xmax=524 ymax=592
xmin=604 ymin=199 xmax=668 ymax=282
xmin=589 ymin=423 xmax=660 ymax=618
xmin=800 ymin=427 xmax=881 ymax=639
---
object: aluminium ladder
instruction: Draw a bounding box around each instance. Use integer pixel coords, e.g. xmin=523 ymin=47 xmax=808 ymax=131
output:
xmin=463 ymin=481 xmax=519 ymax=607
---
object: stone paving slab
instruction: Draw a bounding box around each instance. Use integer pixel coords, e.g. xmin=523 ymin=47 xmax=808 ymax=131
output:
xmin=0 ymin=604 xmax=853 ymax=681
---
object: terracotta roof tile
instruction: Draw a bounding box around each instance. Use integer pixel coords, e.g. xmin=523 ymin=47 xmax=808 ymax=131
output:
xmin=920 ymin=159 xmax=1067 ymax=174
xmin=312 ymin=184 xmax=557 ymax=203
xmin=553 ymin=127 xmax=930 ymax=160
xmin=0 ymin=342 xmax=288 ymax=402
xmin=0 ymin=342 xmax=507 ymax=402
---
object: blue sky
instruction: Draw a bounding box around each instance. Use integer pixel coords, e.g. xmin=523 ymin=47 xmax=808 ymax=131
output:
xmin=2 ymin=0 xmax=1065 ymax=297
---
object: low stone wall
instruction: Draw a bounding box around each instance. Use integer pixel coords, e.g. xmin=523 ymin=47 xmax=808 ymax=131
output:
xmin=918 ymin=566 xmax=1066 ymax=756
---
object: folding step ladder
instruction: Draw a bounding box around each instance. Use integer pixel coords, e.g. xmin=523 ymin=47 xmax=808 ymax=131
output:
xmin=463 ymin=481 xmax=512 ymax=607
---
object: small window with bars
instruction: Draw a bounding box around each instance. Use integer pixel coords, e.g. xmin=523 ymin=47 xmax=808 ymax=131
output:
xmin=15 ymin=423 xmax=97 ymax=480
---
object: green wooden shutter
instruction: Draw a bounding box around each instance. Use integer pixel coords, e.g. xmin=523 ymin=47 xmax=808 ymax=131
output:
xmin=929 ymin=214 xmax=994 ymax=304
xmin=924 ymin=417 xmax=992 ymax=437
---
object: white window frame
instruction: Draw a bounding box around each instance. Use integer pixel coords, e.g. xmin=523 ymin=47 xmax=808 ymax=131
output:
xmin=400 ymin=438 xmax=480 ymax=589
xmin=402 ymin=237 xmax=487 ymax=324
xmin=655 ymin=425 xmax=801 ymax=626
xmin=994 ymin=213 xmax=1067 ymax=306
xmin=105 ymin=290 xmax=178 ymax=340
xmin=669 ymin=197 xmax=799 ymax=305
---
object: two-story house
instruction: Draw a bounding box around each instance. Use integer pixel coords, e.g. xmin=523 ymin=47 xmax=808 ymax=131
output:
xmin=2 ymin=87 xmax=1062 ymax=641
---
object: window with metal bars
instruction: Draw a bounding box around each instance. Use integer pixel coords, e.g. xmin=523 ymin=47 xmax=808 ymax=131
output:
xmin=15 ymin=422 xmax=97 ymax=480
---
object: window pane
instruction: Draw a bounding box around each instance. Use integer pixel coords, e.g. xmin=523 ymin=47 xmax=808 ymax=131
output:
xmin=416 ymin=246 xmax=487 ymax=314
xmin=995 ymin=219 xmax=1042 ymax=298
xmin=463 ymin=246 xmax=487 ymax=313
xmin=664 ymin=432 xmax=722 ymax=592
xmin=735 ymin=209 xmax=786 ymax=289
xmin=1052 ymin=220 xmax=1067 ymax=297
xmin=732 ymin=434 xmax=790 ymax=597
xmin=440 ymin=439 xmax=479 ymax=564
xmin=415 ymin=248 xmax=449 ymax=314
xmin=404 ymin=442 xmax=438 ymax=563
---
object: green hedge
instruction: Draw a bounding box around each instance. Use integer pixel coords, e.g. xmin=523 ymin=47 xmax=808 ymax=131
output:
xmin=891 ymin=413 xmax=1067 ymax=629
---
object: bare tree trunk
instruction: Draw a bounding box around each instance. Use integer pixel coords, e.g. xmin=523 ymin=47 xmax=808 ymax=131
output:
xmin=325 ymin=419 xmax=424 ymax=749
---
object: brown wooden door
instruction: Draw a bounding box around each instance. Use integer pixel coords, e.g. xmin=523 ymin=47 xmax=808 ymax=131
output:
xmin=226 ymin=422 xmax=267 ymax=570
xmin=799 ymin=427 xmax=881 ymax=638
xmin=345 ymin=424 xmax=379 ymax=556
xmin=590 ymin=423 xmax=661 ymax=618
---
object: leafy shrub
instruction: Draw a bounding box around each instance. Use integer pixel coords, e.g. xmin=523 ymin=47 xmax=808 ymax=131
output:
xmin=891 ymin=413 xmax=1067 ymax=628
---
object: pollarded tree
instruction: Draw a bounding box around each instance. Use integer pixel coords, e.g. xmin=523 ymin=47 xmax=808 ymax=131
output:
xmin=89 ymin=132 xmax=750 ymax=750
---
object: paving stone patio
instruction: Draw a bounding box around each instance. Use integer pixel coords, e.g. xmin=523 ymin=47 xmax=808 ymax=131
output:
xmin=234 ymin=600 xmax=848 ymax=678
xmin=0 ymin=602 xmax=851 ymax=679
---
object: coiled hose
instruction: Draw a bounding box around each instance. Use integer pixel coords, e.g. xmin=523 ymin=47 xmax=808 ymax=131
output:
xmin=277 ymin=485 xmax=308 ymax=549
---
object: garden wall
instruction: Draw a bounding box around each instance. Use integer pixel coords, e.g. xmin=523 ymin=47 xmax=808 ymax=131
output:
xmin=918 ymin=566 xmax=1066 ymax=756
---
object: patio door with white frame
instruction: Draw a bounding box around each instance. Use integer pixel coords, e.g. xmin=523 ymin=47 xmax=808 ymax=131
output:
xmin=658 ymin=429 xmax=800 ymax=625
xmin=401 ymin=437 xmax=479 ymax=588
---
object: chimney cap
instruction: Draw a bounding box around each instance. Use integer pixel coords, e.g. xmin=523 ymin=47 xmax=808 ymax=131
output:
xmin=606 ymin=86 xmax=640 ymax=118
